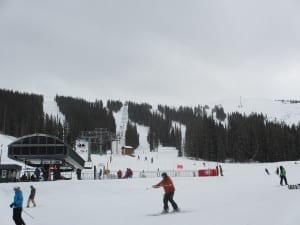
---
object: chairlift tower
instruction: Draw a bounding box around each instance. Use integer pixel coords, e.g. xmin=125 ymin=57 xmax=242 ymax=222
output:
xmin=80 ymin=128 xmax=113 ymax=161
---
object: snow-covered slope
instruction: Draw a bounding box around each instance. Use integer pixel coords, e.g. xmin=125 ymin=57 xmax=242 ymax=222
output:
xmin=208 ymin=97 xmax=300 ymax=125
xmin=1 ymin=143 xmax=300 ymax=225
xmin=43 ymin=96 xmax=65 ymax=122
xmin=0 ymin=134 xmax=20 ymax=165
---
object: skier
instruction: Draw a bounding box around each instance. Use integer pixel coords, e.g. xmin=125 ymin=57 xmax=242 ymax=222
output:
xmin=152 ymin=172 xmax=179 ymax=213
xmin=98 ymin=168 xmax=102 ymax=179
xmin=26 ymin=185 xmax=36 ymax=207
xmin=279 ymin=165 xmax=288 ymax=185
xmin=10 ymin=186 xmax=26 ymax=225
xmin=219 ymin=165 xmax=223 ymax=176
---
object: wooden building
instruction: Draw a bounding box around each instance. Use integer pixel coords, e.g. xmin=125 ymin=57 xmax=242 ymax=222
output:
xmin=121 ymin=146 xmax=134 ymax=155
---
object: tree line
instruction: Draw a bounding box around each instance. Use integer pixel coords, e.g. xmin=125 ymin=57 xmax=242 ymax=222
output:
xmin=1 ymin=88 xmax=300 ymax=162
xmin=55 ymin=95 xmax=116 ymax=146
xmin=0 ymin=89 xmax=118 ymax=151
xmin=184 ymin=110 xmax=300 ymax=162
xmin=139 ymin=103 xmax=300 ymax=162
xmin=128 ymin=102 xmax=182 ymax=152
xmin=0 ymin=89 xmax=63 ymax=138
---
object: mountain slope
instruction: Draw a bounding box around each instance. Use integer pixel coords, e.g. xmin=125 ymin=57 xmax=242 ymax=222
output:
xmin=208 ymin=97 xmax=300 ymax=125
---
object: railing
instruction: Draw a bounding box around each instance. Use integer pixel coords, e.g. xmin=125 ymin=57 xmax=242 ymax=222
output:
xmin=20 ymin=169 xmax=73 ymax=181
xmin=19 ymin=169 xmax=198 ymax=181
xmin=80 ymin=170 xmax=197 ymax=180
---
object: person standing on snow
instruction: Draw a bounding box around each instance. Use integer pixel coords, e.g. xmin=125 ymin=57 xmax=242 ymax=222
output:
xmin=10 ymin=186 xmax=26 ymax=225
xmin=34 ymin=167 xmax=41 ymax=181
xmin=26 ymin=185 xmax=36 ymax=207
xmin=276 ymin=167 xmax=279 ymax=175
xmin=219 ymin=165 xmax=223 ymax=176
xmin=98 ymin=168 xmax=103 ymax=179
xmin=152 ymin=172 xmax=179 ymax=213
xmin=279 ymin=165 xmax=288 ymax=185
xmin=117 ymin=169 xmax=122 ymax=179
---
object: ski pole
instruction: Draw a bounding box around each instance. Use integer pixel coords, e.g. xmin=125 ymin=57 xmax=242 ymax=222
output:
xmin=23 ymin=209 xmax=34 ymax=219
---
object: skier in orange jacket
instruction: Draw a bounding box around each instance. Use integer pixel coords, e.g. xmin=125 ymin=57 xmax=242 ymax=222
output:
xmin=152 ymin=172 xmax=179 ymax=213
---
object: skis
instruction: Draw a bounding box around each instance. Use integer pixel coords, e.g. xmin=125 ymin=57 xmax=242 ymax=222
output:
xmin=288 ymin=184 xmax=300 ymax=190
xmin=147 ymin=209 xmax=192 ymax=216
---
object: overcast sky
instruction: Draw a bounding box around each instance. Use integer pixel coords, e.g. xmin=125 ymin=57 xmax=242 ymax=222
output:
xmin=0 ymin=0 xmax=299 ymax=106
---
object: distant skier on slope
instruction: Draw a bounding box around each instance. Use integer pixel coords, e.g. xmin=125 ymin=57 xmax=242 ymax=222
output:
xmin=219 ymin=165 xmax=223 ymax=176
xmin=279 ymin=165 xmax=288 ymax=185
xmin=152 ymin=172 xmax=180 ymax=213
xmin=26 ymin=185 xmax=36 ymax=207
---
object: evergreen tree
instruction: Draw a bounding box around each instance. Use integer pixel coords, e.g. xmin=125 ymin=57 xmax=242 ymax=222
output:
xmin=125 ymin=122 xmax=139 ymax=149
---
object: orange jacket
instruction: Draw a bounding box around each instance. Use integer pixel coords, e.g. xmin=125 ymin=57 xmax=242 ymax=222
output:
xmin=153 ymin=176 xmax=175 ymax=193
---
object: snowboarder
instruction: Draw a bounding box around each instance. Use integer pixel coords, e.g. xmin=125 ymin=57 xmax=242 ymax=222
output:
xmin=152 ymin=172 xmax=179 ymax=213
xmin=279 ymin=165 xmax=288 ymax=185
xmin=10 ymin=186 xmax=26 ymax=225
xmin=26 ymin=185 xmax=36 ymax=207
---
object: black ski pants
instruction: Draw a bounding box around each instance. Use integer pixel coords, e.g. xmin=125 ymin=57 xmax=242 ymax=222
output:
xmin=13 ymin=207 xmax=26 ymax=225
xmin=280 ymin=176 xmax=288 ymax=185
xmin=163 ymin=192 xmax=178 ymax=211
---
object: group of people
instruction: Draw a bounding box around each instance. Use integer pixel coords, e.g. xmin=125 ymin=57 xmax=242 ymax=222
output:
xmin=10 ymin=185 xmax=37 ymax=225
xmin=137 ymin=155 xmax=154 ymax=163
xmin=217 ymin=165 xmax=223 ymax=176
xmin=20 ymin=168 xmax=41 ymax=182
xmin=117 ymin=168 xmax=133 ymax=179
xmin=19 ymin=167 xmax=64 ymax=182
xmin=265 ymin=165 xmax=288 ymax=185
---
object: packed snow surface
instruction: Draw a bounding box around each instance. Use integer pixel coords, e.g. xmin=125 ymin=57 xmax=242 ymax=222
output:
xmin=1 ymin=134 xmax=300 ymax=225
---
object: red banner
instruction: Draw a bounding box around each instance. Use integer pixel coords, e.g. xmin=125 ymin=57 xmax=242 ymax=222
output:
xmin=177 ymin=164 xmax=183 ymax=169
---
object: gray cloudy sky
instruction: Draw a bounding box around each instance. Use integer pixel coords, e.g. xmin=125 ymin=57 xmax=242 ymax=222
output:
xmin=0 ymin=0 xmax=299 ymax=106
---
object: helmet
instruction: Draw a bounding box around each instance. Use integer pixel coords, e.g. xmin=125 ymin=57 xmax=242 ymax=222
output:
xmin=161 ymin=172 xmax=167 ymax=178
